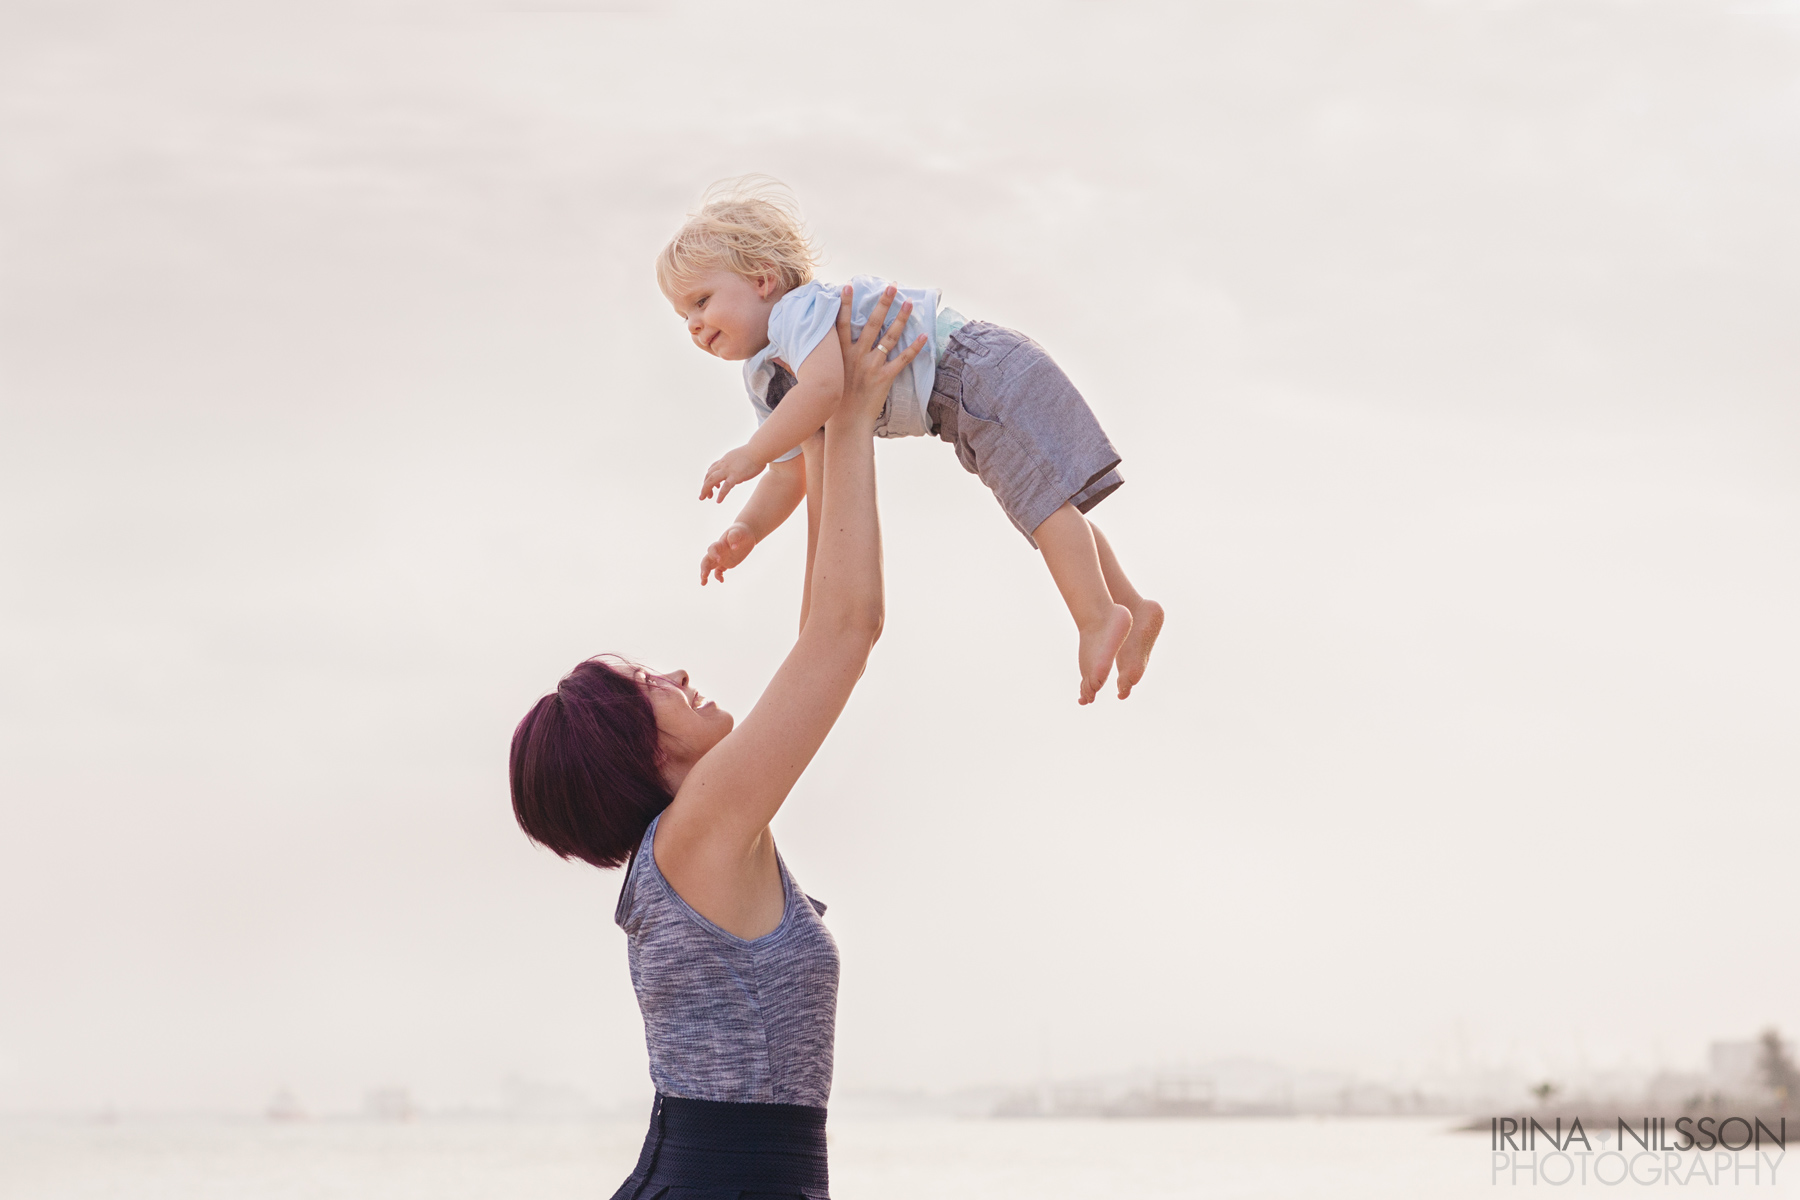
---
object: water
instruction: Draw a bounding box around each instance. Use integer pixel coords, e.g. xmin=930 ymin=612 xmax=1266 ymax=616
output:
xmin=4 ymin=1115 xmax=1793 ymax=1199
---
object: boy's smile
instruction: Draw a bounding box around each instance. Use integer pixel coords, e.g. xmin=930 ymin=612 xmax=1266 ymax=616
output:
xmin=670 ymin=267 xmax=781 ymax=362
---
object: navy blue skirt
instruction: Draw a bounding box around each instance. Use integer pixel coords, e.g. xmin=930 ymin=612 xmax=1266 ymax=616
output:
xmin=609 ymin=1094 xmax=831 ymax=1200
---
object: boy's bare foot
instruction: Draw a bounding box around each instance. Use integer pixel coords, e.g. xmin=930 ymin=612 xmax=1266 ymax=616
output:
xmin=1116 ymin=599 xmax=1164 ymax=699
xmin=1079 ymin=604 xmax=1133 ymax=705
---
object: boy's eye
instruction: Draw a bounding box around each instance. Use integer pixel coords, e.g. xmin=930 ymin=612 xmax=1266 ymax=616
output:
xmin=697 ymin=295 xmax=708 ymax=308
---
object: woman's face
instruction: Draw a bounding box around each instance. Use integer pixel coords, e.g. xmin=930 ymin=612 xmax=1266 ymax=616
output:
xmin=634 ymin=666 xmax=733 ymax=766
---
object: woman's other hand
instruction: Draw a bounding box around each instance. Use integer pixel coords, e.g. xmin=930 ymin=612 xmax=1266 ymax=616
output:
xmin=834 ymin=284 xmax=928 ymax=424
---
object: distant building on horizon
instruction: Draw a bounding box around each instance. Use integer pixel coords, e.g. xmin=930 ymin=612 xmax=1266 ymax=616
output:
xmin=1710 ymin=1037 xmax=1792 ymax=1096
xmin=265 ymin=1088 xmax=304 ymax=1121
xmin=364 ymin=1086 xmax=415 ymax=1121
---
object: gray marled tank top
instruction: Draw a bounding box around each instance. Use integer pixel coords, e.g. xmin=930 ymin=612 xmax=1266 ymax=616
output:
xmin=613 ymin=814 xmax=840 ymax=1106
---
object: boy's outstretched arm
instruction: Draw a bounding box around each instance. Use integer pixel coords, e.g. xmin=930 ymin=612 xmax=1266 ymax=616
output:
xmin=700 ymin=455 xmax=808 ymax=585
xmin=701 ymin=330 xmax=848 ymax=503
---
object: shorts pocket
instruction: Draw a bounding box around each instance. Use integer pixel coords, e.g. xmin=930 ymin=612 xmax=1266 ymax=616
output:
xmin=955 ymin=392 xmax=1043 ymax=506
xmin=951 ymin=400 xmax=1002 ymax=477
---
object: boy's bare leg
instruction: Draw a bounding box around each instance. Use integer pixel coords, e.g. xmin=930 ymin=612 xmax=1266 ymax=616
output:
xmin=1034 ymin=503 xmax=1133 ymax=705
xmin=1089 ymin=521 xmax=1164 ymax=699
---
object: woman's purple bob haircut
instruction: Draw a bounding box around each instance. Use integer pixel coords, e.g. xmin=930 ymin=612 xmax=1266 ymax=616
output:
xmin=509 ymin=656 xmax=670 ymax=869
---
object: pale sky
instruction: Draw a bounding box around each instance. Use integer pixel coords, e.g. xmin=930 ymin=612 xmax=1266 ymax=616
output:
xmin=1 ymin=1 xmax=1796 ymax=1115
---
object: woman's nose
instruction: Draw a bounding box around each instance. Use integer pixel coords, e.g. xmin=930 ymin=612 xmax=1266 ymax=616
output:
xmin=671 ymin=669 xmax=689 ymax=687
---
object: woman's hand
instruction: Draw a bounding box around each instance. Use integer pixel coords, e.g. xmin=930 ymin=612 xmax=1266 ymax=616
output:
xmin=834 ymin=284 xmax=928 ymax=426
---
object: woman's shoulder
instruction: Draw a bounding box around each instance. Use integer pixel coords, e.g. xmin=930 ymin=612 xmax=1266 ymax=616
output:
xmin=612 ymin=814 xmax=664 ymax=932
xmin=619 ymin=817 xmax=809 ymax=947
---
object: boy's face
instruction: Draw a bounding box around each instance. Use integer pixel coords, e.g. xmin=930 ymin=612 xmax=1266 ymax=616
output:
xmin=669 ymin=267 xmax=779 ymax=362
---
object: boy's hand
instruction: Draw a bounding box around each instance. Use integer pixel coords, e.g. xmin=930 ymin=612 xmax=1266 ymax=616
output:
xmin=700 ymin=446 xmax=767 ymax=503
xmin=700 ymin=522 xmax=756 ymax=585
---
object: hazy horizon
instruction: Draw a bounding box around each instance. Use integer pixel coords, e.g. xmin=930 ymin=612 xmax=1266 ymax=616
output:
xmin=2 ymin=1 xmax=1796 ymax=1118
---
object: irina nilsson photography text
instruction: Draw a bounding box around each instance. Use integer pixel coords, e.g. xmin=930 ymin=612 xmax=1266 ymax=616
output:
xmin=3 ymin=2 xmax=1796 ymax=1199
xmin=1490 ymin=1117 xmax=1787 ymax=1188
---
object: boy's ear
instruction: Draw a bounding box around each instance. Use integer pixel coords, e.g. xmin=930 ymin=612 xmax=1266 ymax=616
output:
xmin=755 ymin=273 xmax=778 ymax=299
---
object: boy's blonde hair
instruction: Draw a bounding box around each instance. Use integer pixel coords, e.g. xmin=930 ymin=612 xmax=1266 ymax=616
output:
xmin=656 ymin=175 xmax=819 ymax=299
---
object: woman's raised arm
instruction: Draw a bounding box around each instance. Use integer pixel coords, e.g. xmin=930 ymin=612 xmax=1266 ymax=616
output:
xmin=655 ymin=287 xmax=927 ymax=935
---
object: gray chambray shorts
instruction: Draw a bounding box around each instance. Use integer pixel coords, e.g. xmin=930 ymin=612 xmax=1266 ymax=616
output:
xmin=927 ymin=320 xmax=1124 ymax=548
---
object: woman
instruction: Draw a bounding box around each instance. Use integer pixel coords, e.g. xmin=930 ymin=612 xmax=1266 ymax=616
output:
xmin=510 ymin=287 xmax=925 ymax=1200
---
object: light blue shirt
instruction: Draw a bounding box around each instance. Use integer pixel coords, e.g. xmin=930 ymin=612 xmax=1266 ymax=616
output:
xmin=743 ymin=275 xmax=948 ymax=462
